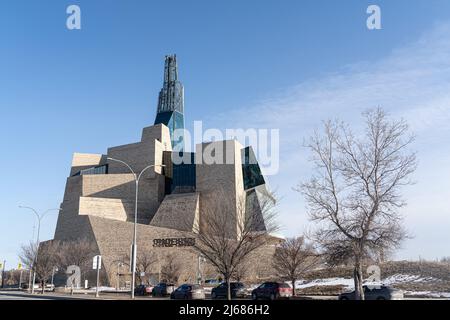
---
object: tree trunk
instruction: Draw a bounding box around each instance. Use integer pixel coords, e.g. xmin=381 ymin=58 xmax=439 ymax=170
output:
xmin=41 ymin=280 xmax=45 ymax=294
xmin=225 ymin=276 xmax=231 ymax=301
xmin=291 ymin=279 xmax=296 ymax=297
xmin=353 ymin=261 xmax=364 ymax=300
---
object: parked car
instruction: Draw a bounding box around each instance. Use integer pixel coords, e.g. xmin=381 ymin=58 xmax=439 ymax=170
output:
xmin=211 ymin=282 xmax=246 ymax=299
xmin=134 ymin=284 xmax=153 ymax=296
xmin=152 ymin=283 xmax=175 ymax=297
xmin=251 ymin=282 xmax=293 ymax=300
xmin=44 ymin=284 xmax=55 ymax=292
xmin=21 ymin=283 xmax=40 ymax=289
xmin=170 ymin=284 xmax=205 ymax=300
xmin=339 ymin=285 xmax=404 ymax=300
xmin=204 ymin=279 xmax=221 ymax=285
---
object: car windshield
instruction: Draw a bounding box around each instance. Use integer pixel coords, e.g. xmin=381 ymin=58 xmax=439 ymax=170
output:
xmin=279 ymin=283 xmax=290 ymax=288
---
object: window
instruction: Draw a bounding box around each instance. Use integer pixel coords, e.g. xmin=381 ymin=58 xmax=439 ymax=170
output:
xmin=72 ymin=164 xmax=108 ymax=176
xmin=165 ymin=152 xmax=196 ymax=194
xmin=241 ymin=147 xmax=265 ymax=190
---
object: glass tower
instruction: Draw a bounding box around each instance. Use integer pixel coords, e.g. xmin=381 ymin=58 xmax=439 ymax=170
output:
xmin=154 ymin=55 xmax=185 ymax=151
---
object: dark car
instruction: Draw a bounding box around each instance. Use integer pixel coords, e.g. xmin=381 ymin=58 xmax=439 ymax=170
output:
xmin=134 ymin=284 xmax=153 ymax=296
xmin=170 ymin=284 xmax=205 ymax=300
xmin=251 ymin=282 xmax=293 ymax=300
xmin=152 ymin=283 xmax=175 ymax=297
xmin=339 ymin=285 xmax=404 ymax=300
xmin=211 ymin=282 xmax=246 ymax=299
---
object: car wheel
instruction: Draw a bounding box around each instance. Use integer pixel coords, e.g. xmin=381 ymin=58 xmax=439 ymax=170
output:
xmin=339 ymin=296 xmax=349 ymax=300
xmin=376 ymin=297 xmax=386 ymax=300
xmin=251 ymin=293 xmax=257 ymax=300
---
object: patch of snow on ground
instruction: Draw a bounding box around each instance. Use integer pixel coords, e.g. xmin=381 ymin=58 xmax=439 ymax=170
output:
xmin=382 ymin=274 xmax=439 ymax=285
xmin=404 ymin=291 xmax=450 ymax=298
xmin=288 ymin=274 xmax=441 ymax=291
xmin=292 ymin=278 xmax=354 ymax=289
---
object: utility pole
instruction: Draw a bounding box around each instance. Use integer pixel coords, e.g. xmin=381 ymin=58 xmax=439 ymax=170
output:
xmin=116 ymin=262 xmax=123 ymax=291
xmin=1 ymin=260 xmax=5 ymax=288
xmin=27 ymin=265 xmax=33 ymax=293
xmin=18 ymin=263 xmax=23 ymax=290
xmin=94 ymin=255 xmax=101 ymax=298
xmin=51 ymin=267 xmax=58 ymax=287
xmin=19 ymin=269 xmax=23 ymax=289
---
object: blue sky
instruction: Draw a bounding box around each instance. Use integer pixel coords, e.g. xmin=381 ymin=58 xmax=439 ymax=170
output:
xmin=1 ymin=0 xmax=450 ymax=268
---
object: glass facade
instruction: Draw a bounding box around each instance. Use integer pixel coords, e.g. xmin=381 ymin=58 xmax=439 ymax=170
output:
xmin=241 ymin=147 xmax=265 ymax=190
xmin=154 ymin=110 xmax=185 ymax=151
xmin=72 ymin=164 xmax=108 ymax=176
xmin=163 ymin=151 xmax=195 ymax=194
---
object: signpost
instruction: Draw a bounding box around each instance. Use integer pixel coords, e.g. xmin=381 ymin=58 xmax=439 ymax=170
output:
xmin=93 ymin=255 xmax=102 ymax=298
xmin=18 ymin=263 xmax=23 ymax=289
xmin=1 ymin=260 xmax=5 ymax=288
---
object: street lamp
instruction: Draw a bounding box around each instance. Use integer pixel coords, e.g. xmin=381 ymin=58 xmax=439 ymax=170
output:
xmin=19 ymin=206 xmax=61 ymax=294
xmin=107 ymin=157 xmax=165 ymax=299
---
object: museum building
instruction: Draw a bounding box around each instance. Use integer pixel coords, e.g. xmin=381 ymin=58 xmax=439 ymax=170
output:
xmin=47 ymin=55 xmax=277 ymax=287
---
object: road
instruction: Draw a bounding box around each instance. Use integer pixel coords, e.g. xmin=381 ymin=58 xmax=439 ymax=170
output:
xmin=0 ymin=291 xmax=86 ymax=300
xmin=1 ymin=290 xmax=448 ymax=300
xmin=0 ymin=290 xmax=169 ymax=300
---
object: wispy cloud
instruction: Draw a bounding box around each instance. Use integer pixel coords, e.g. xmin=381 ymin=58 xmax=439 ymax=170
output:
xmin=210 ymin=22 xmax=450 ymax=259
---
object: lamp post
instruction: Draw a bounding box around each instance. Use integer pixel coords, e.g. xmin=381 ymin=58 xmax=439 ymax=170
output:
xmin=19 ymin=206 xmax=61 ymax=294
xmin=107 ymin=157 xmax=165 ymax=299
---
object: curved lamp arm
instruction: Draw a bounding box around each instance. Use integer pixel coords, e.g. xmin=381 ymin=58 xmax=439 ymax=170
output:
xmin=137 ymin=164 xmax=166 ymax=182
xmin=107 ymin=157 xmax=136 ymax=178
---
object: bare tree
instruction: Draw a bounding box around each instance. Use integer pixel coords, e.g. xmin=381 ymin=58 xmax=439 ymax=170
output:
xmin=441 ymin=257 xmax=450 ymax=265
xmin=160 ymin=254 xmax=182 ymax=284
xmin=57 ymin=239 xmax=97 ymax=282
xmin=2 ymin=270 xmax=21 ymax=286
xmin=233 ymin=258 xmax=251 ymax=283
xmin=123 ymin=250 xmax=158 ymax=285
xmin=20 ymin=241 xmax=60 ymax=293
xmin=272 ymin=236 xmax=321 ymax=296
xmin=299 ymin=108 xmax=416 ymax=300
xmin=187 ymin=187 xmax=279 ymax=300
